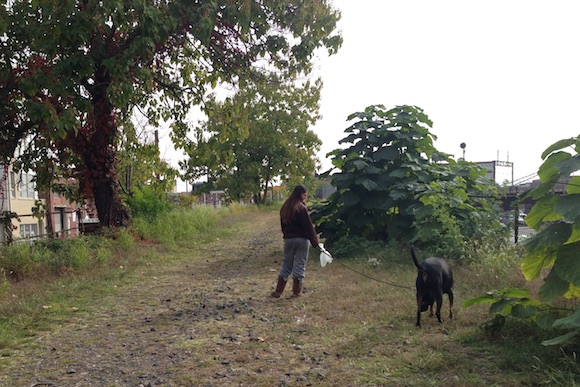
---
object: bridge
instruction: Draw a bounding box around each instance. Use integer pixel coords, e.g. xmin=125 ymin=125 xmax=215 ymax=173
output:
xmin=500 ymin=173 xmax=570 ymax=213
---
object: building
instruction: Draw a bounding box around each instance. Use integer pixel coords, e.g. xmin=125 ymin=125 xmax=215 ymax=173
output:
xmin=477 ymin=160 xmax=514 ymax=186
xmin=198 ymin=190 xmax=226 ymax=207
xmin=0 ymin=165 xmax=46 ymax=244
xmin=39 ymin=182 xmax=80 ymax=238
xmin=0 ymin=164 xmax=100 ymax=244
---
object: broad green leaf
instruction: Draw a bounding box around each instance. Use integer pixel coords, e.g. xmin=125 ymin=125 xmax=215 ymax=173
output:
xmin=363 ymin=165 xmax=383 ymax=175
xmin=521 ymin=249 xmax=556 ymax=280
xmin=362 ymin=197 xmax=384 ymax=210
xmin=490 ymin=299 xmax=515 ymax=314
xmin=555 ymin=154 xmax=580 ymax=176
xmin=389 ymin=169 xmax=407 ymax=178
xmin=340 ymin=132 xmax=363 ymax=145
xmin=530 ymin=153 xmax=568 ymax=199
xmin=374 ymin=146 xmax=400 ymax=161
xmin=524 ymin=223 xmax=572 ymax=251
xmin=355 ymin=177 xmax=379 ymax=191
xmin=377 ymin=197 xmax=395 ymax=211
xmin=539 ymin=269 xmax=570 ymax=301
xmin=566 ymin=176 xmax=580 ymax=194
xmin=553 ymin=194 xmax=580 ymax=222
xmin=337 ymin=190 xmax=360 ymax=207
xmin=352 ymin=159 xmax=369 ymax=170
xmin=525 ymin=195 xmax=559 ymax=230
xmin=511 ymin=304 xmax=538 ymax=319
xmin=541 ymin=137 xmax=578 ymax=159
xmin=413 ymin=205 xmax=434 ymax=220
xmin=389 ymin=189 xmax=408 ymax=201
xmin=553 ymin=243 xmax=580 ymax=285
xmin=462 ymin=294 xmax=497 ymax=307
xmin=536 ymin=311 xmax=559 ymax=330
xmin=500 ymin=288 xmax=532 ymax=299
xmin=552 ymin=306 xmax=580 ymax=329
xmin=542 ymin=330 xmax=579 ymax=346
xmin=539 ymin=151 xmax=570 ymax=181
xmin=565 ymin=284 xmax=580 ymax=298
xmin=566 ymin=224 xmax=580 ymax=244
xmin=332 ymin=172 xmax=356 ymax=186
xmin=416 ymin=222 xmax=441 ymax=241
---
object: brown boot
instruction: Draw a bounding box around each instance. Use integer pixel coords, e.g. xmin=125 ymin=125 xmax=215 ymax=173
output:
xmin=270 ymin=276 xmax=287 ymax=298
xmin=292 ymin=278 xmax=302 ymax=297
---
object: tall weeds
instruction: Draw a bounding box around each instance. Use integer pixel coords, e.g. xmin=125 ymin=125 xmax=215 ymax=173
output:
xmin=131 ymin=205 xmax=221 ymax=245
xmin=0 ymin=204 xmax=236 ymax=285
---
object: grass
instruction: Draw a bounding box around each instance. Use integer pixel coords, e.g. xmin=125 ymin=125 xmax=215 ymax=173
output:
xmin=0 ymin=205 xmax=577 ymax=385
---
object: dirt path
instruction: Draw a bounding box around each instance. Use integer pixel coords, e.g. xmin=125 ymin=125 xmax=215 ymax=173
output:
xmin=2 ymin=210 xmax=320 ymax=386
xmin=0 ymin=209 xmax=554 ymax=386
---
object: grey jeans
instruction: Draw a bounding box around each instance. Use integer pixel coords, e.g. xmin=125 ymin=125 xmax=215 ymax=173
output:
xmin=279 ymin=237 xmax=310 ymax=281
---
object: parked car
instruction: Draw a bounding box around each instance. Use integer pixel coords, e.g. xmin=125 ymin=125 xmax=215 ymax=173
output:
xmin=518 ymin=212 xmax=527 ymax=226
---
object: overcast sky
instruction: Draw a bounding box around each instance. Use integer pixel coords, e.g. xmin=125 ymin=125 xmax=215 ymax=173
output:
xmin=164 ymin=1 xmax=580 ymax=191
xmin=311 ymin=0 xmax=580 ymax=181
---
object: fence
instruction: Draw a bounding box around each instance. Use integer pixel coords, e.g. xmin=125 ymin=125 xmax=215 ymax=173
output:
xmin=0 ymin=210 xmax=93 ymax=246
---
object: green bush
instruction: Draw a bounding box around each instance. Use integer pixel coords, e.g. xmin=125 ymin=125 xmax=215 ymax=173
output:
xmin=126 ymin=186 xmax=173 ymax=220
xmin=328 ymin=235 xmax=388 ymax=260
xmin=112 ymin=228 xmax=135 ymax=252
xmin=0 ymin=236 xmax=114 ymax=280
xmin=132 ymin=205 xmax=220 ymax=245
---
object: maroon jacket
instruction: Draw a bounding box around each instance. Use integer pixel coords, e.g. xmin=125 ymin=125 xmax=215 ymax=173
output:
xmin=281 ymin=205 xmax=319 ymax=248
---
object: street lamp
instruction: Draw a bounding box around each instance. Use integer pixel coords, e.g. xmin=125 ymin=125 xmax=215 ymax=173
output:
xmin=460 ymin=142 xmax=466 ymax=160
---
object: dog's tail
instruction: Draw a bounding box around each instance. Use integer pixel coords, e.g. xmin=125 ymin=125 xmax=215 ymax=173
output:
xmin=411 ymin=246 xmax=422 ymax=269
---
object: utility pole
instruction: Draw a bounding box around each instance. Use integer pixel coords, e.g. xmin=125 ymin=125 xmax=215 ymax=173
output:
xmin=460 ymin=142 xmax=466 ymax=160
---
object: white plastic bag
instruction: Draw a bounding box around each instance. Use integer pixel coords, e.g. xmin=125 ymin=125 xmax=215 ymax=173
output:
xmin=319 ymin=243 xmax=333 ymax=267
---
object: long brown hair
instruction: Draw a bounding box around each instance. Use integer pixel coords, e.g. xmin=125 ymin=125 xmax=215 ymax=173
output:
xmin=280 ymin=185 xmax=308 ymax=224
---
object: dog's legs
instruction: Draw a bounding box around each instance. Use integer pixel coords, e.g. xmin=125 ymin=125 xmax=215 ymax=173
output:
xmin=448 ymin=290 xmax=454 ymax=320
xmin=435 ymin=293 xmax=443 ymax=323
xmin=429 ymin=304 xmax=434 ymax=317
xmin=416 ymin=294 xmax=423 ymax=327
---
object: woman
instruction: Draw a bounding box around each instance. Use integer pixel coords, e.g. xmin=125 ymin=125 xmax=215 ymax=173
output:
xmin=271 ymin=185 xmax=319 ymax=298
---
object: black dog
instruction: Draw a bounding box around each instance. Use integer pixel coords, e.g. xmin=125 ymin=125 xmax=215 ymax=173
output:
xmin=411 ymin=247 xmax=454 ymax=327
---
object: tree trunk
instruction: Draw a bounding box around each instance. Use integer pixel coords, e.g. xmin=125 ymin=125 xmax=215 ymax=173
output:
xmin=85 ymin=100 xmax=130 ymax=228
xmin=93 ymin=180 xmax=130 ymax=228
xmin=262 ymin=180 xmax=269 ymax=205
xmin=68 ymin=72 xmax=130 ymax=228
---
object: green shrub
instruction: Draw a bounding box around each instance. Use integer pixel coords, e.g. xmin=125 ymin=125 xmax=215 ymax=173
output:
xmin=113 ymin=228 xmax=135 ymax=252
xmin=328 ymin=235 xmax=388 ymax=260
xmin=0 ymin=235 xmax=116 ymax=280
xmin=132 ymin=205 xmax=220 ymax=245
xmin=466 ymin=241 xmax=522 ymax=279
xmin=0 ymin=243 xmax=41 ymax=280
xmin=126 ymin=186 xmax=173 ymax=220
xmin=0 ymin=269 xmax=9 ymax=299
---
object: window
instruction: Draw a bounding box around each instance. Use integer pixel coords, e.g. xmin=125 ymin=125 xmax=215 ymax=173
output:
xmin=54 ymin=207 xmax=65 ymax=235
xmin=12 ymin=171 xmax=36 ymax=199
xmin=9 ymin=172 xmax=15 ymax=198
xmin=19 ymin=224 xmax=39 ymax=240
xmin=19 ymin=172 xmax=36 ymax=199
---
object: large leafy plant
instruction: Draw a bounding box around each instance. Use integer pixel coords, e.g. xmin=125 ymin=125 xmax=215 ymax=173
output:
xmin=412 ymin=160 xmax=503 ymax=258
xmin=312 ymin=104 xmax=502 ymax=258
xmin=313 ymin=105 xmax=442 ymax=243
xmin=464 ymin=136 xmax=580 ymax=346
xmin=522 ymin=136 xmax=580 ymax=301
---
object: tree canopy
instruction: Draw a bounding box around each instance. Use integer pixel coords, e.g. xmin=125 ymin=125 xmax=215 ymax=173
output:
xmin=179 ymin=76 xmax=322 ymax=202
xmin=0 ymin=0 xmax=342 ymax=226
